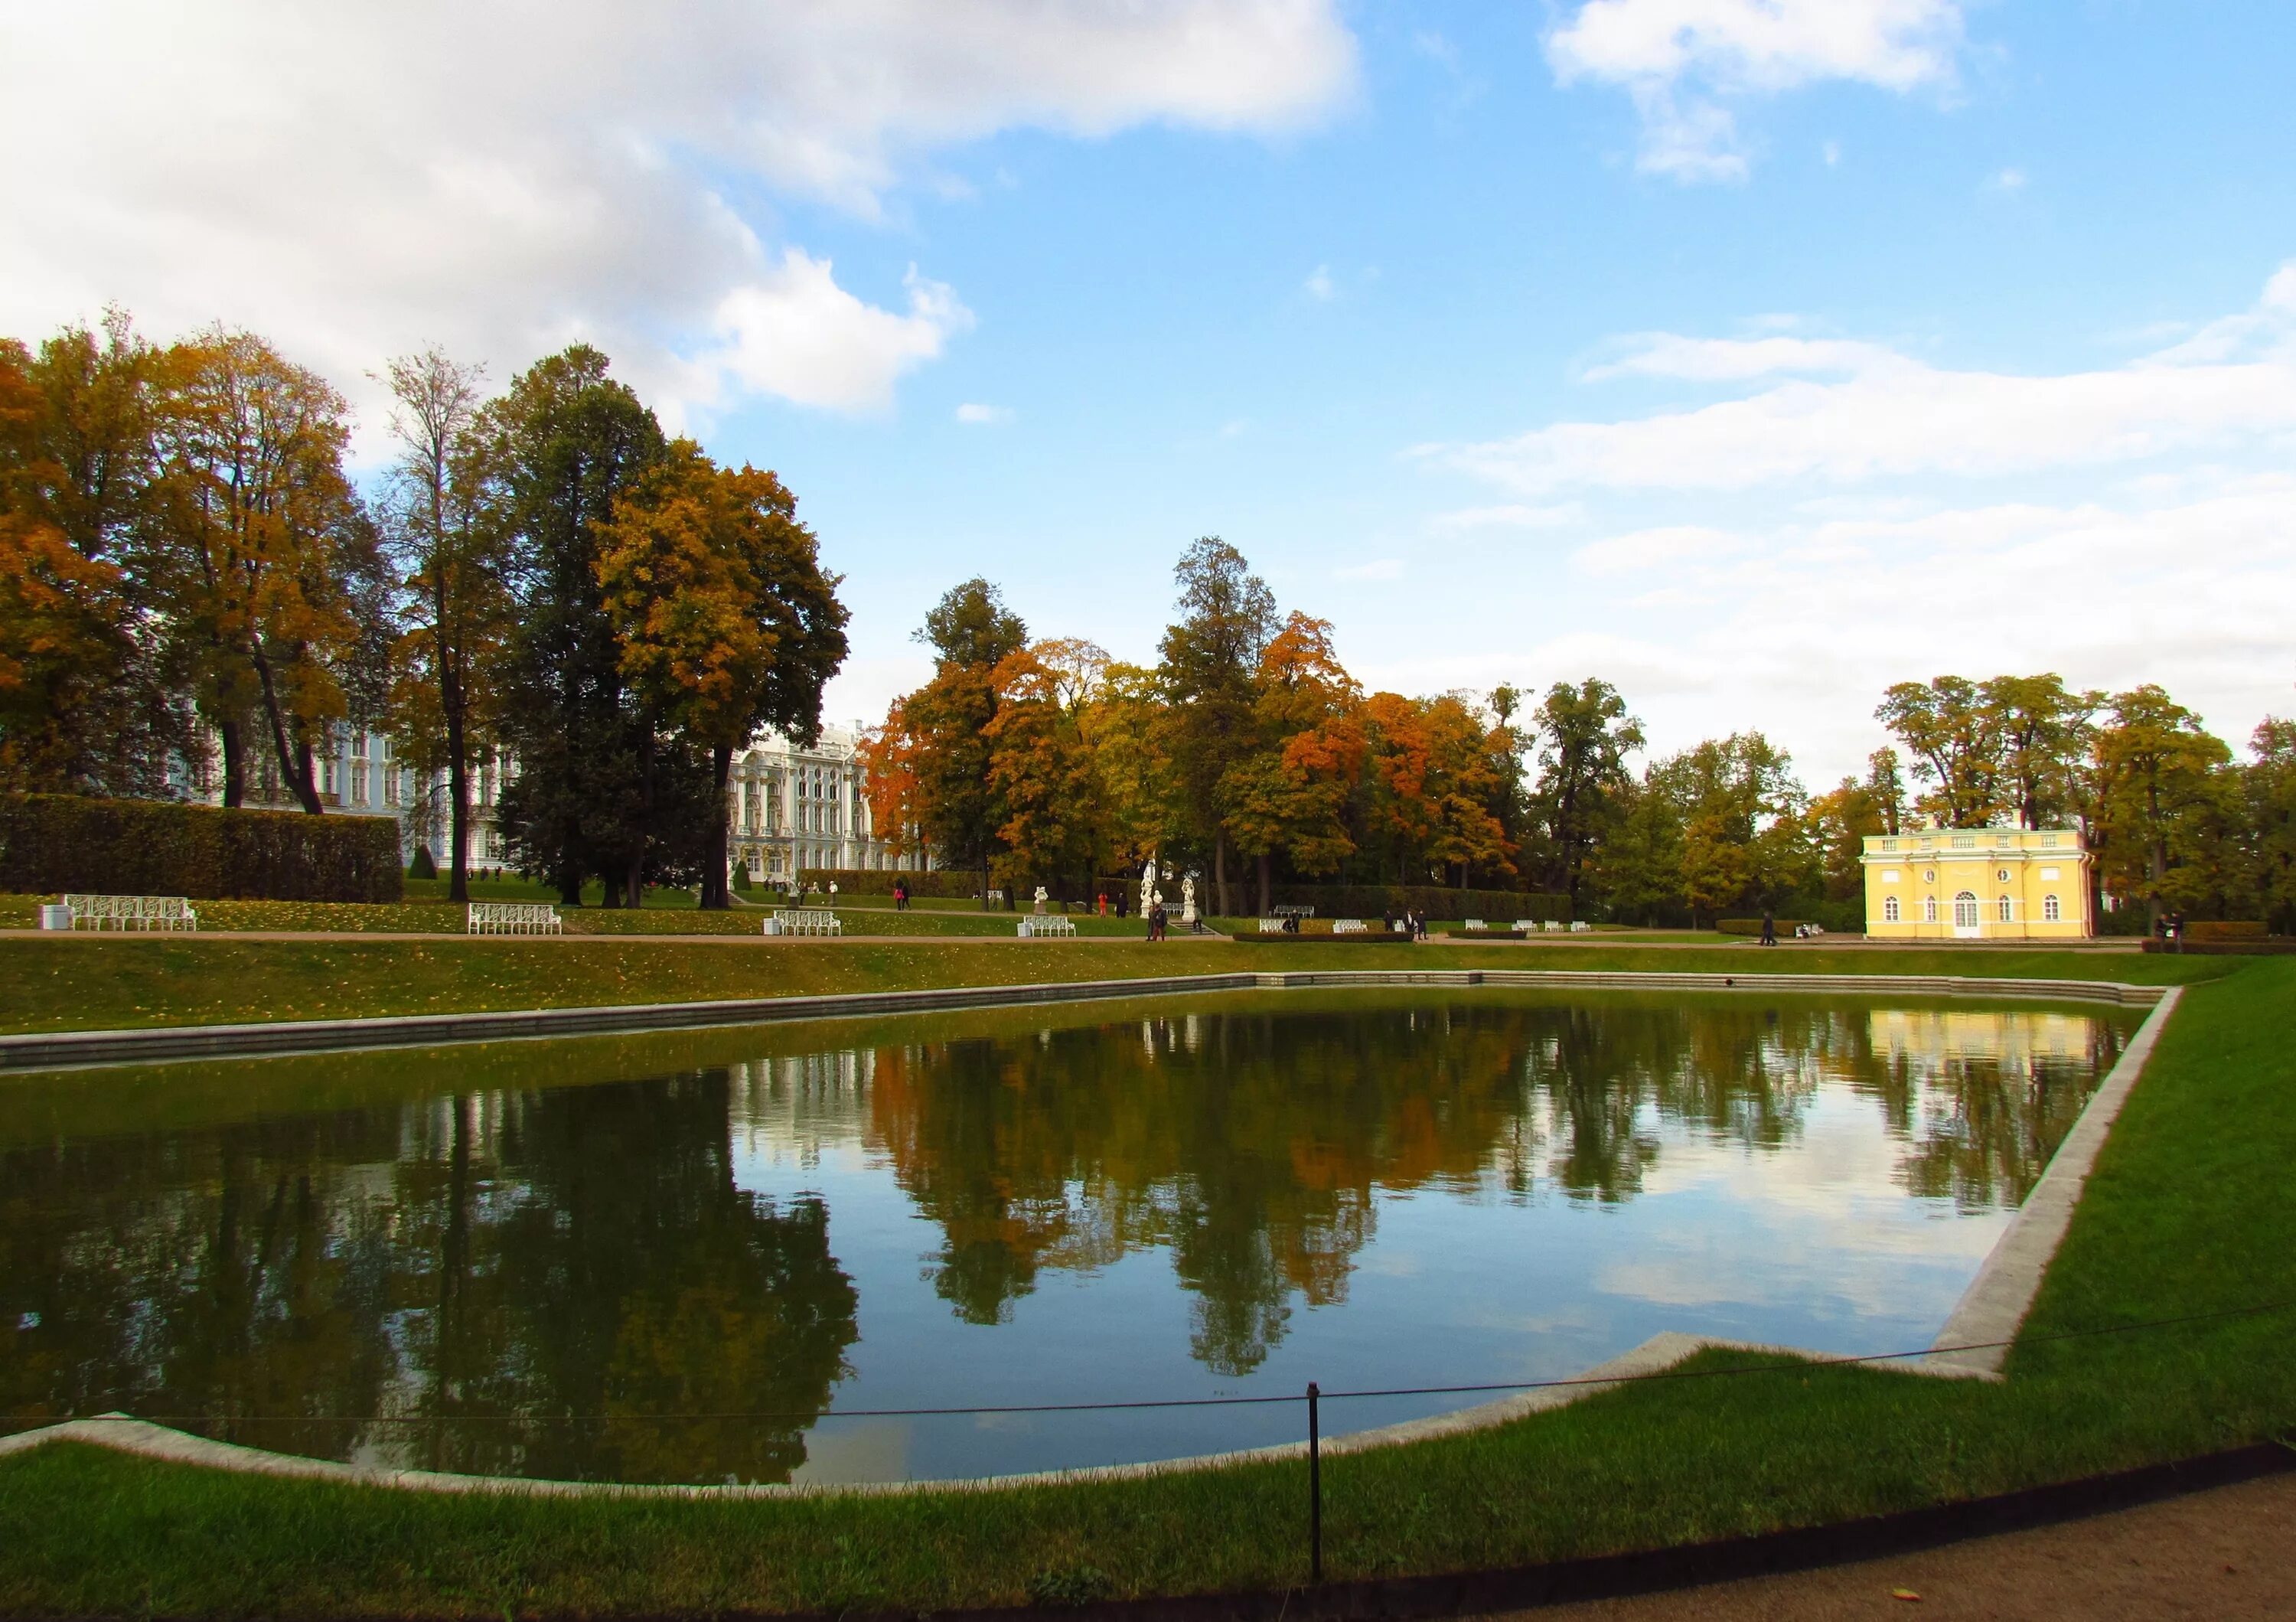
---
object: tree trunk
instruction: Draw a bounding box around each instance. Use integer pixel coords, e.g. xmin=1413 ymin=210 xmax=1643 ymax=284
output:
xmin=219 ymin=717 xmax=246 ymax=808
xmin=1257 ymin=851 xmax=1270 ymax=918
xmin=248 ymin=641 xmax=324 ymax=813
xmin=700 ymin=744 xmax=733 ymax=909
xmin=444 ymin=668 xmax=470 ymax=904
xmin=1214 ymin=833 xmax=1228 ymax=918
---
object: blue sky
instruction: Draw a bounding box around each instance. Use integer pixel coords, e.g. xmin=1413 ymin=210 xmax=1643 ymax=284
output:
xmin=7 ymin=1 xmax=2292 ymax=782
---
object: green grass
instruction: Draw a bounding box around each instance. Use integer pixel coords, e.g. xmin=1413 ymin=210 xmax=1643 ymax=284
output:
xmin=0 ymin=935 xmax=2226 ymax=1036
xmin=0 ymin=958 xmax=2288 ymax=1617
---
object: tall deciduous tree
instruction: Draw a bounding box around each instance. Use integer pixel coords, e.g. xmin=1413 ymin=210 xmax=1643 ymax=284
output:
xmin=152 ymin=328 xmax=363 ymax=813
xmin=983 ymin=642 xmax=1104 ymax=901
xmin=380 ymin=348 xmax=507 ymax=900
xmin=1984 ymin=673 xmax=2101 ymax=831
xmin=1219 ymin=612 xmax=1364 ymax=913
xmin=1159 ymin=537 xmax=1277 ymax=915
xmin=597 ymin=440 xmax=847 ymax=909
xmin=1877 ymin=676 xmax=2004 ymax=828
xmin=2092 ymin=685 xmax=2232 ymax=932
xmin=488 ymin=345 xmax=670 ymax=905
xmin=1531 ymin=678 xmax=1644 ymax=916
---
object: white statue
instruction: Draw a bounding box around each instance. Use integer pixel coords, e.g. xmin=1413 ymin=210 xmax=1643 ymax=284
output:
xmin=1180 ymin=873 xmax=1198 ymax=925
xmin=1033 ymin=885 xmax=1049 ymax=914
xmin=1142 ymin=854 xmax=1159 ymax=908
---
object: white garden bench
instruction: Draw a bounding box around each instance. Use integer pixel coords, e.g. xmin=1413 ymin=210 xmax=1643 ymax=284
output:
xmin=1570 ymin=920 xmax=1592 ymax=933
xmin=1018 ymin=915 xmax=1076 ymax=938
xmin=1462 ymin=919 xmax=1487 ymax=932
xmin=1270 ymin=904 xmax=1316 ymax=919
xmin=1540 ymin=919 xmax=1563 ymax=932
xmin=468 ymin=902 xmax=561 ymax=935
xmin=60 ymin=893 xmax=198 ymax=932
xmin=1513 ymin=919 xmax=1540 ymax=933
xmin=1332 ymin=918 xmax=1368 ymax=934
xmin=765 ymin=909 xmax=843 ymax=937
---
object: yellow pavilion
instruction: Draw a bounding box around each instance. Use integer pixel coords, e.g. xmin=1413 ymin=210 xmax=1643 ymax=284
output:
xmin=1860 ymin=826 xmax=2093 ymax=941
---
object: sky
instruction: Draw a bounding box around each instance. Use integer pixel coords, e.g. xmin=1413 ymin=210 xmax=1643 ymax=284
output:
xmin=5 ymin=0 xmax=2293 ymax=785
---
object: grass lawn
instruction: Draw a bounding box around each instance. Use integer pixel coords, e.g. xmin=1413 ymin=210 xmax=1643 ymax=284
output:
xmin=0 ymin=935 xmax=2223 ymax=1036
xmin=0 ymin=956 xmax=2286 ymax=1617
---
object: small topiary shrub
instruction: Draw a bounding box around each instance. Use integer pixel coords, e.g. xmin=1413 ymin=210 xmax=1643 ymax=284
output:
xmin=407 ymin=844 xmax=438 ymax=880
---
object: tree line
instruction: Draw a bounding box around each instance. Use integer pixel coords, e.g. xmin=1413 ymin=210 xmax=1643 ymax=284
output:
xmin=0 ymin=315 xmax=847 ymax=907
xmin=866 ymin=544 xmax=2296 ymax=931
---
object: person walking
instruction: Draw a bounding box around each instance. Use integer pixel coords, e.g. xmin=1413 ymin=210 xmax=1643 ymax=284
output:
xmin=1760 ymin=908 xmax=1777 ymax=947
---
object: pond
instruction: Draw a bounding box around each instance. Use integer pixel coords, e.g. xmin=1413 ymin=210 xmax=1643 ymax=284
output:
xmin=0 ymin=989 xmax=2138 ymax=1485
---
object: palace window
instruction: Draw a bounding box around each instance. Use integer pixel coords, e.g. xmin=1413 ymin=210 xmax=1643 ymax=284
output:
xmin=1923 ymin=897 xmax=1938 ymax=923
xmin=1998 ymin=896 xmax=2013 ymax=922
xmin=1954 ymin=892 xmax=1979 ymax=929
xmin=1883 ymin=896 xmax=1900 ymax=923
xmin=2043 ymin=894 xmax=2061 ymax=922
xmin=2042 ymin=833 xmax=2061 ymax=847
xmin=1997 ymin=868 xmax=2011 ymax=882
xmin=1952 ymin=834 xmax=1975 ymax=848
xmin=1880 ymin=837 xmax=1898 ymax=852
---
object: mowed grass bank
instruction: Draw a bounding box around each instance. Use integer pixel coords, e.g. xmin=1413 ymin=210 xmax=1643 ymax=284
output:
xmin=0 ymin=959 xmax=2288 ymax=1618
xmin=0 ymin=936 xmax=2223 ymax=1035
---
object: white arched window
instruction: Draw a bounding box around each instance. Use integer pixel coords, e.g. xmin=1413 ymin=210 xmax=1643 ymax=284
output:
xmin=2043 ymin=893 xmax=2061 ymax=922
xmin=1884 ymin=896 xmax=1901 ymax=922
xmin=1998 ymin=895 xmax=2014 ymax=922
xmin=1954 ymin=892 xmax=1979 ymax=929
xmin=1923 ymin=896 xmax=1938 ymax=923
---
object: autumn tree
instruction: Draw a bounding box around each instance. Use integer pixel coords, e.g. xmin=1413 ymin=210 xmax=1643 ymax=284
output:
xmin=151 ymin=328 xmax=364 ymax=812
xmin=862 ymin=579 xmax=1028 ymax=906
xmin=380 ymin=348 xmax=509 ymax=899
xmin=597 ymin=440 xmax=847 ymax=908
xmin=1159 ymin=537 xmax=1277 ymax=915
xmin=1218 ymin=612 xmax=1365 ymax=914
xmin=982 ymin=642 xmax=1104 ymax=900
xmin=1530 ymin=678 xmax=1643 ymax=916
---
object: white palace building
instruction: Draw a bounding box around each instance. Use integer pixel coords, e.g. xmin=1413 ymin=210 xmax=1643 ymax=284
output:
xmin=197 ymin=722 xmax=922 ymax=883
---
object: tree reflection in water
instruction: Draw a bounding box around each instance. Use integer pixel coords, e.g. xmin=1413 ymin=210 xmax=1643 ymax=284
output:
xmin=0 ymin=997 xmax=2125 ymax=1479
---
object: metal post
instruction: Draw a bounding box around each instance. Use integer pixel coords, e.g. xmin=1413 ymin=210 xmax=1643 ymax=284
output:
xmin=1307 ymin=1381 xmax=1322 ymax=1584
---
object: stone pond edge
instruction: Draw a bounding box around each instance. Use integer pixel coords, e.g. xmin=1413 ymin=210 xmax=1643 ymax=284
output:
xmin=0 ymin=972 xmax=2183 ymax=1498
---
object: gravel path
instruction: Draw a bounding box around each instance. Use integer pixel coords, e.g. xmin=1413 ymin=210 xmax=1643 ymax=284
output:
xmin=1505 ymin=1469 xmax=2296 ymax=1620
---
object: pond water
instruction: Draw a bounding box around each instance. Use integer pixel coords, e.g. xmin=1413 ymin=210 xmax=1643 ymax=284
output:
xmin=0 ymin=990 xmax=2136 ymax=1485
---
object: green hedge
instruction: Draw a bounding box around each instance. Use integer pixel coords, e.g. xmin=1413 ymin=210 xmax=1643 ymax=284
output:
xmin=0 ymin=793 xmax=404 ymax=902
xmin=797 ymin=866 xmax=978 ymax=898
xmin=1716 ymin=917 xmax=1817 ymax=936
xmin=1241 ymin=883 xmax=1567 ymax=923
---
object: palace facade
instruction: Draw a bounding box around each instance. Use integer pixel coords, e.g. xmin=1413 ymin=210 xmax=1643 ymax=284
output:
xmin=1860 ymin=826 xmax=2093 ymax=941
xmin=192 ymin=722 xmax=922 ymax=881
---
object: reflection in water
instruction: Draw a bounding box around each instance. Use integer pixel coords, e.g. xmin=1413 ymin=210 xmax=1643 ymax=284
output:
xmin=0 ymin=996 xmax=2127 ymax=1483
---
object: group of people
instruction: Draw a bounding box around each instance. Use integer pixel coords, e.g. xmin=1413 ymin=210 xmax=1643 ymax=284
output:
xmin=1380 ymin=907 xmax=1430 ymax=940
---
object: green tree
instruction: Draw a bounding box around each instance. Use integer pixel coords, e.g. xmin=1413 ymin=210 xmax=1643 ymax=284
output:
xmin=2239 ymin=718 xmax=2296 ymax=931
xmin=486 ymin=345 xmax=671 ymax=906
xmin=1531 ymin=678 xmax=1644 ymax=915
xmin=2092 ymin=685 xmax=2233 ymax=932
xmin=1158 ymin=537 xmax=1277 ymax=915
xmin=1876 ymin=676 xmax=2004 ymax=827
xmin=1983 ymin=673 xmax=2102 ymax=831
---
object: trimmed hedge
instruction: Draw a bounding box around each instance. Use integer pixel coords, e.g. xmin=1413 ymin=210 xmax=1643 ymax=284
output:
xmin=0 ymin=793 xmax=404 ymax=902
xmin=1245 ymin=883 xmax=1568 ymax=923
xmin=797 ymin=867 xmax=979 ymax=899
xmin=2187 ymin=920 xmax=2266 ymax=941
xmin=1717 ymin=917 xmax=1816 ymax=936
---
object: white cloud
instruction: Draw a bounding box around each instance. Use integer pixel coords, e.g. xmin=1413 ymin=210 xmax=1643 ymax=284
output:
xmin=955 ymin=402 xmax=1016 ymax=426
xmin=1425 ymin=264 xmax=2296 ymax=494
xmin=1336 ymin=557 xmax=1404 ymax=581
xmin=1547 ymin=0 xmax=1964 ymax=181
xmin=1573 ymin=525 xmax=1741 ymax=575
xmin=1427 ymin=503 xmax=1583 ymax=533
xmin=1305 ymin=264 xmax=1338 ymax=301
xmin=1583 ymin=332 xmax=1901 ymax=381
xmin=1988 ymin=166 xmax=2028 ymax=193
xmin=0 ymin=0 xmax=1357 ymax=430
